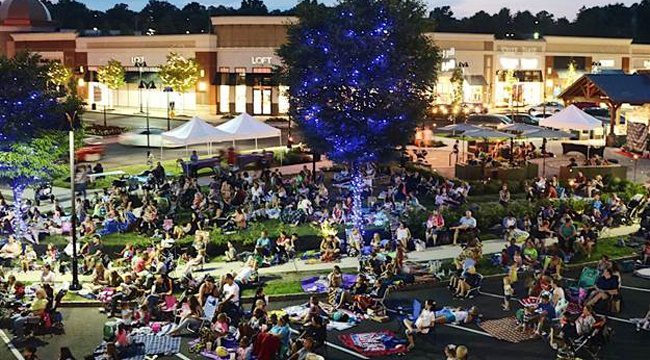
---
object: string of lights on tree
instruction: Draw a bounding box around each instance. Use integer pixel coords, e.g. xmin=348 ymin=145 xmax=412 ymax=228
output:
xmin=278 ymin=0 xmax=439 ymax=229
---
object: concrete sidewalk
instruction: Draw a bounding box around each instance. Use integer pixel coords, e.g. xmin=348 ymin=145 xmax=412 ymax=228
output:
xmin=8 ymin=224 xmax=638 ymax=285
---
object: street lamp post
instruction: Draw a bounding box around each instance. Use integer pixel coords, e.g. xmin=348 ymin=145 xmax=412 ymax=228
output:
xmin=139 ymin=80 xmax=157 ymax=148
xmin=135 ymin=61 xmax=147 ymax=113
xmin=633 ymin=154 xmax=640 ymax=182
xmin=65 ymin=112 xmax=81 ymax=291
xmin=163 ymin=86 xmax=173 ymax=130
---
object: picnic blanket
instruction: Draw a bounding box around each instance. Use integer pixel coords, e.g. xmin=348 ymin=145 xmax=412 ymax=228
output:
xmin=339 ymin=331 xmax=407 ymax=357
xmin=131 ymin=334 xmax=181 ymax=357
xmin=479 ymin=317 xmax=535 ymax=343
xmin=300 ymin=274 xmax=357 ymax=293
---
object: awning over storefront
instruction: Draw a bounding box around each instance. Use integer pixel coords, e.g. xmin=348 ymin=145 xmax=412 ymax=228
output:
xmin=463 ymin=75 xmax=487 ymax=86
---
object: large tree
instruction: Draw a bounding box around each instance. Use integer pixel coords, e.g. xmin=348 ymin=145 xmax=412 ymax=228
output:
xmin=278 ymin=0 xmax=439 ymax=228
xmin=0 ymin=52 xmax=83 ymax=234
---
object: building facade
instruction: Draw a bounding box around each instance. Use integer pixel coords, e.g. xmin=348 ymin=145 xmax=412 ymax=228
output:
xmin=2 ymin=3 xmax=650 ymax=117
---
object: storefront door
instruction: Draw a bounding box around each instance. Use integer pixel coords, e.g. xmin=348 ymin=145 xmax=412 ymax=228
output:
xmin=253 ymin=88 xmax=272 ymax=115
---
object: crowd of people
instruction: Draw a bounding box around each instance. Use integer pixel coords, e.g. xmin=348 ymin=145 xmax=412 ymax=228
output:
xmin=0 ymin=146 xmax=648 ymax=359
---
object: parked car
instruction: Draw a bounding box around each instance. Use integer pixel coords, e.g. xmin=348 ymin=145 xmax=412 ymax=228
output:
xmin=582 ymin=107 xmax=626 ymax=124
xmin=505 ymin=113 xmax=539 ymax=125
xmin=118 ymin=128 xmax=184 ymax=148
xmin=466 ymin=114 xmax=513 ymax=127
xmin=528 ymin=101 xmax=564 ymax=116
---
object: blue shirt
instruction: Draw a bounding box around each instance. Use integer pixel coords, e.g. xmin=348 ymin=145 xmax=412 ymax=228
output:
xmin=256 ymin=237 xmax=271 ymax=249
xmin=536 ymin=301 xmax=556 ymax=320
xmin=270 ymin=324 xmax=290 ymax=346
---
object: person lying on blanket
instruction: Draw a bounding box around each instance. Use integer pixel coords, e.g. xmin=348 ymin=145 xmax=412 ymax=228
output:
xmin=404 ymin=299 xmax=437 ymax=351
xmin=434 ymin=305 xmax=479 ymax=325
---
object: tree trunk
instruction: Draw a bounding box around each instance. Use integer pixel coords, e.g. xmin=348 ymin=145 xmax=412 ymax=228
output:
xmin=11 ymin=181 xmax=28 ymax=236
xmin=350 ymin=164 xmax=365 ymax=231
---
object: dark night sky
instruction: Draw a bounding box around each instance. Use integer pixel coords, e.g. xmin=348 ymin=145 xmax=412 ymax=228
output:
xmin=74 ymin=0 xmax=637 ymax=19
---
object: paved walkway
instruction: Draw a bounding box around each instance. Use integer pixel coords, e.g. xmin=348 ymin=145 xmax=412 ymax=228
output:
xmin=8 ymin=224 xmax=638 ymax=285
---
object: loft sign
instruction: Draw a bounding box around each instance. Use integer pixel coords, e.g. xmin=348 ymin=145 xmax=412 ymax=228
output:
xmin=251 ymin=56 xmax=273 ymax=65
xmin=131 ymin=56 xmax=145 ymax=65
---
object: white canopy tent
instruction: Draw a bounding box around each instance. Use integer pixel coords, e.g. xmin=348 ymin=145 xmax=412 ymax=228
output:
xmin=539 ymin=105 xmax=603 ymax=131
xmin=216 ymin=112 xmax=282 ymax=149
xmin=160 ymin=116 xmax=231 ymax=158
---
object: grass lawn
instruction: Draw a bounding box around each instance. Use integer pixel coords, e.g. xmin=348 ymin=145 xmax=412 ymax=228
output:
xmin=473 ymin=236 xmax=637 ymax=278
xmin=242 ymin=268 xmax=356 ymax=297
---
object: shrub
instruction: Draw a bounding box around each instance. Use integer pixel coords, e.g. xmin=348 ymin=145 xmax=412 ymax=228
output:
xmin=85 ymin=124 xmax=125 ymax=136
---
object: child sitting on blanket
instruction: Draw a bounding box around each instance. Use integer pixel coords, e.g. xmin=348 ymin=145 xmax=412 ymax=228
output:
xmin=237 ymin=336 xmax=252 ymax=360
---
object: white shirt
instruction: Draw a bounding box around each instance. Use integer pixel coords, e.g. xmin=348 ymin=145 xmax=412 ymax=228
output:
xmin=41 ymin=271 xmax=56 ymax=284
xmin=453 ymin=310 xmax=468 ymax=323
xmin=415 ymin=309 xmax=436 ymax=334
xmin=223 ymin=282 xmax=240 ymax=305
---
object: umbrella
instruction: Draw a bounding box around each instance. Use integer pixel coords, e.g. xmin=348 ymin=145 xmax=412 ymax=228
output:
xmin=521 ymin=128 xmax=573 ymax=139
xmin=500 ymin=123 xmax=542 ymax=133
xmin=462 ymin=128 xmax=515 ymax=139
xmin=438 ymin=123 xmax=483 ymax=132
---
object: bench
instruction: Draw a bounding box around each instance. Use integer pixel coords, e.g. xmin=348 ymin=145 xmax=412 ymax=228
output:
xmin=180 ymin=157 xmax=221 ymax=177
xmin=561 ymin=143 xmax=605 ymax=158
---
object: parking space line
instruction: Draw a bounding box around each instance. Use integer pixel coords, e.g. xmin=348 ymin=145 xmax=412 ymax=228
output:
xmin=620 ymin=285 xmax=650 ymax=293
xmin=175 ymin=353 xmax=192 ymax=360
xmin=0 ymin=330 xmax=24 ymax=360
xmin=602 ymin=316 xmax=634 ymax=324
xmin=479 ymin=289 xmax=635 ymax=326
xmin=564 ymin=277 xmax=650 ymax=293
xmin=290 ymin=327 xmax=369 ymax=359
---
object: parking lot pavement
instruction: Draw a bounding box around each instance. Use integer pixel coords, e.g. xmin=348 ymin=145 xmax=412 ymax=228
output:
xmin=2 ymin=268 xmax=648 ymax=360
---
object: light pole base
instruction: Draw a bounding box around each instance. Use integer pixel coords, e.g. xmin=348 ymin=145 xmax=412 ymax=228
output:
xmin=69 ymin=282 xmax=82 ymax=291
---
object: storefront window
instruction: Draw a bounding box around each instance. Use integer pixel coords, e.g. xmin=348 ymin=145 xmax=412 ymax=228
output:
xmin=219 ymin=85 xmax=230 ymax=113
xmin=235 ymin=85 xmax=246 ymax=113
xmin=278 ymin=85 xmax=290 ymax=114
xmin=253 ymin=88 xmax=272 ymax=115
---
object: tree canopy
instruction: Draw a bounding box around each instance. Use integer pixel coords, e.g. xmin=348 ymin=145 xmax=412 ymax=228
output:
xmin=35 ymin=0 xmax=650 ymax=43
xmin=0 ymin=53 xmax=78 ymax=145
xmin=158 ymin=52 xmax=201 ymax=94
xmin=278 ymin=0 xmax=439 ymax=165
xmin=97 ymin=59 xmax=126 ymax=90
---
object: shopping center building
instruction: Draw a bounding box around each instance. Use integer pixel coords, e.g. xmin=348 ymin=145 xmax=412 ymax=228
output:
xmin=2 ymin=0 xmax=650 ymax=117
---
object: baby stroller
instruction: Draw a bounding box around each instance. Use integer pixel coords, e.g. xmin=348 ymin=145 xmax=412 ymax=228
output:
xmin=555 ymin=315 xmax=612 ymax=360
xmin=33 ymin=182 xmax=55 ymax=206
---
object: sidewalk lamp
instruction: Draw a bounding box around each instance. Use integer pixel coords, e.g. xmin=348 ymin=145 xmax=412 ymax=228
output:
xmin=134 ymin=61 xmax=147 ymax=113
xmin=633 ymin=154 xmax=640 ymax=182
xmin=139 ymin=80 xmax=157 ymax=147
xmin=163 ymin=86 xmax=173 ymax=130
xmin=65 ymin=111 xmax=81 ymax=291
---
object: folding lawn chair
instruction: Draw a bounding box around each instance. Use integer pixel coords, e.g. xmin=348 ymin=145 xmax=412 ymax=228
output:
xmin=191 ymin=295 xmax=218 ymax=333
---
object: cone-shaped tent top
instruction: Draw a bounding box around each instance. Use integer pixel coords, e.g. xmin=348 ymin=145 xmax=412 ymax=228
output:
xmin=216 ymin=113 xmax=281 ymax=141
xmin=162 ymin=116 xmax=231 ymax=146
xmin=539 ymin=105 xmax=603 ymax=131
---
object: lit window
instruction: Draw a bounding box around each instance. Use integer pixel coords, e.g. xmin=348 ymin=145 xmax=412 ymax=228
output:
xmin=599 ymin=59 xmax=615 ymax=68
xmin=219 ymin=85 xmax=230 ymax=113
xmin=499 ymin=57 xmax=519 ymax=70
xmin=235 ymin=85 xmax=246 ymax=113
xmin=520 ymin=58 xmax=539 ymax=70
